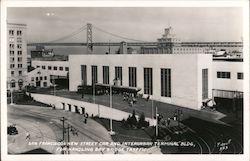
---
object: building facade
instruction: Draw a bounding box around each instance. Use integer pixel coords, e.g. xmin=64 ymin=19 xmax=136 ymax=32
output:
xmin=69 ymin=54 xmax=213 ymax=110
xmin=7 ymin=23 xmax=28 ymax=90
xmin=212 ymin=58 xmax=244 ymax=99
xmin=27 ymin=68 xmax=50 ymax=88
xmin=31 ymin=60 xmax=69 ymax=78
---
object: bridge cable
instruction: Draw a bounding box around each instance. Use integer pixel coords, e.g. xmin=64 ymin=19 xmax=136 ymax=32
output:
xmin=92 ymin=25 xmax=148 ymax=43
xmin=45 ymin=25 xmax=87 ymax=43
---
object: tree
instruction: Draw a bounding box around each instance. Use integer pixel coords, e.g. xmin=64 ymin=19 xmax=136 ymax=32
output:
xmin=130 ymin=110 xmax=138 ymax=127
xmin=138 ymin=112 xmax=149 ymax=128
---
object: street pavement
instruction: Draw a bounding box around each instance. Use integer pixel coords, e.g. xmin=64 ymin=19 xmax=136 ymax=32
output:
xmin=7 ymin=104 xmax=162 ymax=154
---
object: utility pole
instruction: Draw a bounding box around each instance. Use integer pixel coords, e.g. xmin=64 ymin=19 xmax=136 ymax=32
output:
xmin=156 ymin=106 xmax=158 ymax=138
xmin=151 ymin=96 xmax=154 ymax=119
xmin=60 ymin=117 xmax=66 ymax=141
xmin=67 ymin=124 xmax=70 ymax=154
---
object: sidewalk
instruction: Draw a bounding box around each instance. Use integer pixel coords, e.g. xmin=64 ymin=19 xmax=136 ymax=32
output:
xmin=33 ymin=90 xmax=227 ymax=125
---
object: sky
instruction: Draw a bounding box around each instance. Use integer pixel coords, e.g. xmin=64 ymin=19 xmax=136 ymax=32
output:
xmin=7 ymin=7 xmax=243 ymax=44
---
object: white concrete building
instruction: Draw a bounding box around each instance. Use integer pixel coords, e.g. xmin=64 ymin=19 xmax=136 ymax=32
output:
xmin=7 ymin=23 xmax=28 ymax=90
xmin=31 ymin=60 xmax=69 ymax=77
xmin=212 ymin=58 xmax=243 ymax=98
xmin=69 ymin=54 xmax=213 ymax=110
xmin=27 ymin=68 xmax=50 ymax=88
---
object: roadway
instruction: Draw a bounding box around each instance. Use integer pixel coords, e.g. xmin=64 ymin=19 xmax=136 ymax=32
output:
xmin=8 ymin=104 xmax=113 ymax=154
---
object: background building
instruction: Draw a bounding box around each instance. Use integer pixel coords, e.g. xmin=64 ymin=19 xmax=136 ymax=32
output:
xmin=7 ymin=23 xmax=27 ymax=90
xmin=141 ymin=27 xmax=204 ymax=54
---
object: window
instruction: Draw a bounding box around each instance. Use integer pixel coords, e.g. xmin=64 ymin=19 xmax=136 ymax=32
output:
xmin=11 ymin=80 xmax=15 ymax=88
xmin=81 ymin=65 xmax=87 ymax=85
xmin=65 ymin=67 xmax=69 ymax=71
xmin=129 ymin=67 xmax=137 ymax=87
xmin=36 ymin=77 xmax=39 ymax=81
xmin=11 ymin=71 xmax=14 ymax=76
xmin=42 ymin=66 xmax=46 ymax=69
xmin=17 ymin=44 xmax=22 ymax=49
xmin=144 ymin=68 xmax=153 ymax=95
xmin=48 ymin=66 xmax=52 ymax=70
xmin=31 ymin=77 xmax=34 ymax=81
xmin=9 ymin=37 xmax=14 ymax=43
xmin=9 ymin=30 xmax=14 ymax=36
xmin=17 ymin=51 xmax=22 ymax=55
xmin=217 ymin=71 xmax=230 ymax=79
xmin=10 ymin=64 xmax=15 ymax=68
xmin=161 ymin=68 xmax=171 ymax=97
xmin=115 ymin=66 xmax=122 ymax=85
xmin=40 ymin=77 xmax=43 ymax=80
xmin=10 ymin=50 xmax=14 ymax=56
xmin=53 ymin=66 xmax=57 ymax=70
xmin=92 ymin=65 xmax=98 ymax=85
xmin=17 ymin=37 xmax=22 ymax=43
xmin=44 ymin=76 xmax=47 ymax=80
xmin=9 ymin=44 xmax=14 ymax=49
xmin=17 ymin=30 xmax=22 ymax=36
xmin=43 ymin=82 xmax=47 ymax=87
xmin=202 ymin=69 xmax=208 ymax=99
xmin=59 ymin=67 xmax=63 ymax=71
xmin=237 ymin=73 xmax=243 ymax=80
xmin=18 ymin=57 xmax=22 ymax=62
xmin=103 ymin=66 xmax=109 ymax=84
xmin=18 ymin=71 xmax=22 ymax=76
xmin=10 ymin=57 xmax=15 ymax=62
xmin=18 ymin=64 xmax=22 ymax=68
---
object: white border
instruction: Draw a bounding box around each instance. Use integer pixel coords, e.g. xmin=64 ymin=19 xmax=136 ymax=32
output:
xmin=1 ymin=1 xmax=249 ymax=161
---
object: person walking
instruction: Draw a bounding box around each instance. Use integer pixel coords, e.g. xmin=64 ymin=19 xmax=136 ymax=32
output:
xmin=167 ymin=118 xmax=171 ymax=126
xmin=26 ymin=132 xmax=31 ymax=140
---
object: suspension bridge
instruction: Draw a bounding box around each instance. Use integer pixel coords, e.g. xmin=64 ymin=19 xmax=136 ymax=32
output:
xmin=27 ymin=23 xmax=243 ymax=53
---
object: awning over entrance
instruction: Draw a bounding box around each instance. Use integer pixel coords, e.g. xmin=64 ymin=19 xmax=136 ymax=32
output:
xmin=95 ymin=83 xmax=141 ymax=93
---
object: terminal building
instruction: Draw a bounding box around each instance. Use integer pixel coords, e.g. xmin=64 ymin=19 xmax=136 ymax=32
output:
xmin=69 ymin=54 xmax=213 ymax=110
xmin=7 ymin=23 xmax=28 ymax=90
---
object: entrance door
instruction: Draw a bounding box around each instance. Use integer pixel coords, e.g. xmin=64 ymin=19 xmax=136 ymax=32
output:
xmin=62 ymin=103 xmax=65 ymax=110
xmin=68 ymin=104 xmax=71 ymax=111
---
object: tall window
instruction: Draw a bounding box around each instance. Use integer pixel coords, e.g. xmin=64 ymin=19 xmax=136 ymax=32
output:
xmin=17 ymin=51 xmax=22 ymax=55
xmin=18 ymin=64 xmax=22 ymax=68
xmin=129 ymin=67 xmax=137 ymax=87
xmin=103 ymin=66 xmax=109 ymax=84
xmin=17 ymin=30 xmax=22 ymax=36
xmin=81 ymin=65 xmax=87 ymax=85
xmin=144 ymin=68 xmax=153 ymax=95
xmin=202 ymin=69 xmax=208 ymax=100
xmin=161 ymin=68 xmax=171 ymax=97
xmin=115 ymin=66 xmax=122 ymax=85
xmin=92 ymin=65 xmax=98 ymax=85
xmin=9 ymin=30 xmax=14 ymax=36
xmin=217 ymin=71 xmax=230 ymax=79
xmin=10 ymin=51 xmax=14 ymax=56
xmin=237 ymin=72 xmax=243 ymax=80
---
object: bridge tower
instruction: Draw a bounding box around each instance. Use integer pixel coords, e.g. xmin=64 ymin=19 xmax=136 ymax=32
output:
xmin=86 ymin=23 xmax=93 ymax=54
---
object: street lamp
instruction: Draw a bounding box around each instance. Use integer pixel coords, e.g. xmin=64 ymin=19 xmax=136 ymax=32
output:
xmin=93 ymin=82 xmax=95 ymax=104
xmin=109 ymin=79 xmax=115 ymax=135
xmin=155 ymin=106 xmax=158 ymax=138
xmin=10 ymin=88 xmax=14 ymax=105
xmin=151 ymin=96 xmax=154 ymax=119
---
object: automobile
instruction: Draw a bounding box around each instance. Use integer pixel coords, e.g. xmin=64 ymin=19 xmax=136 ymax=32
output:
xmin=8 ymin=125 xmax=18 ymax=135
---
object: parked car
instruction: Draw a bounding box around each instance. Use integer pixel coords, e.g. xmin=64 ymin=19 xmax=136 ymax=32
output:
xmin=8 ymin=125 xmax=18 ymax=135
